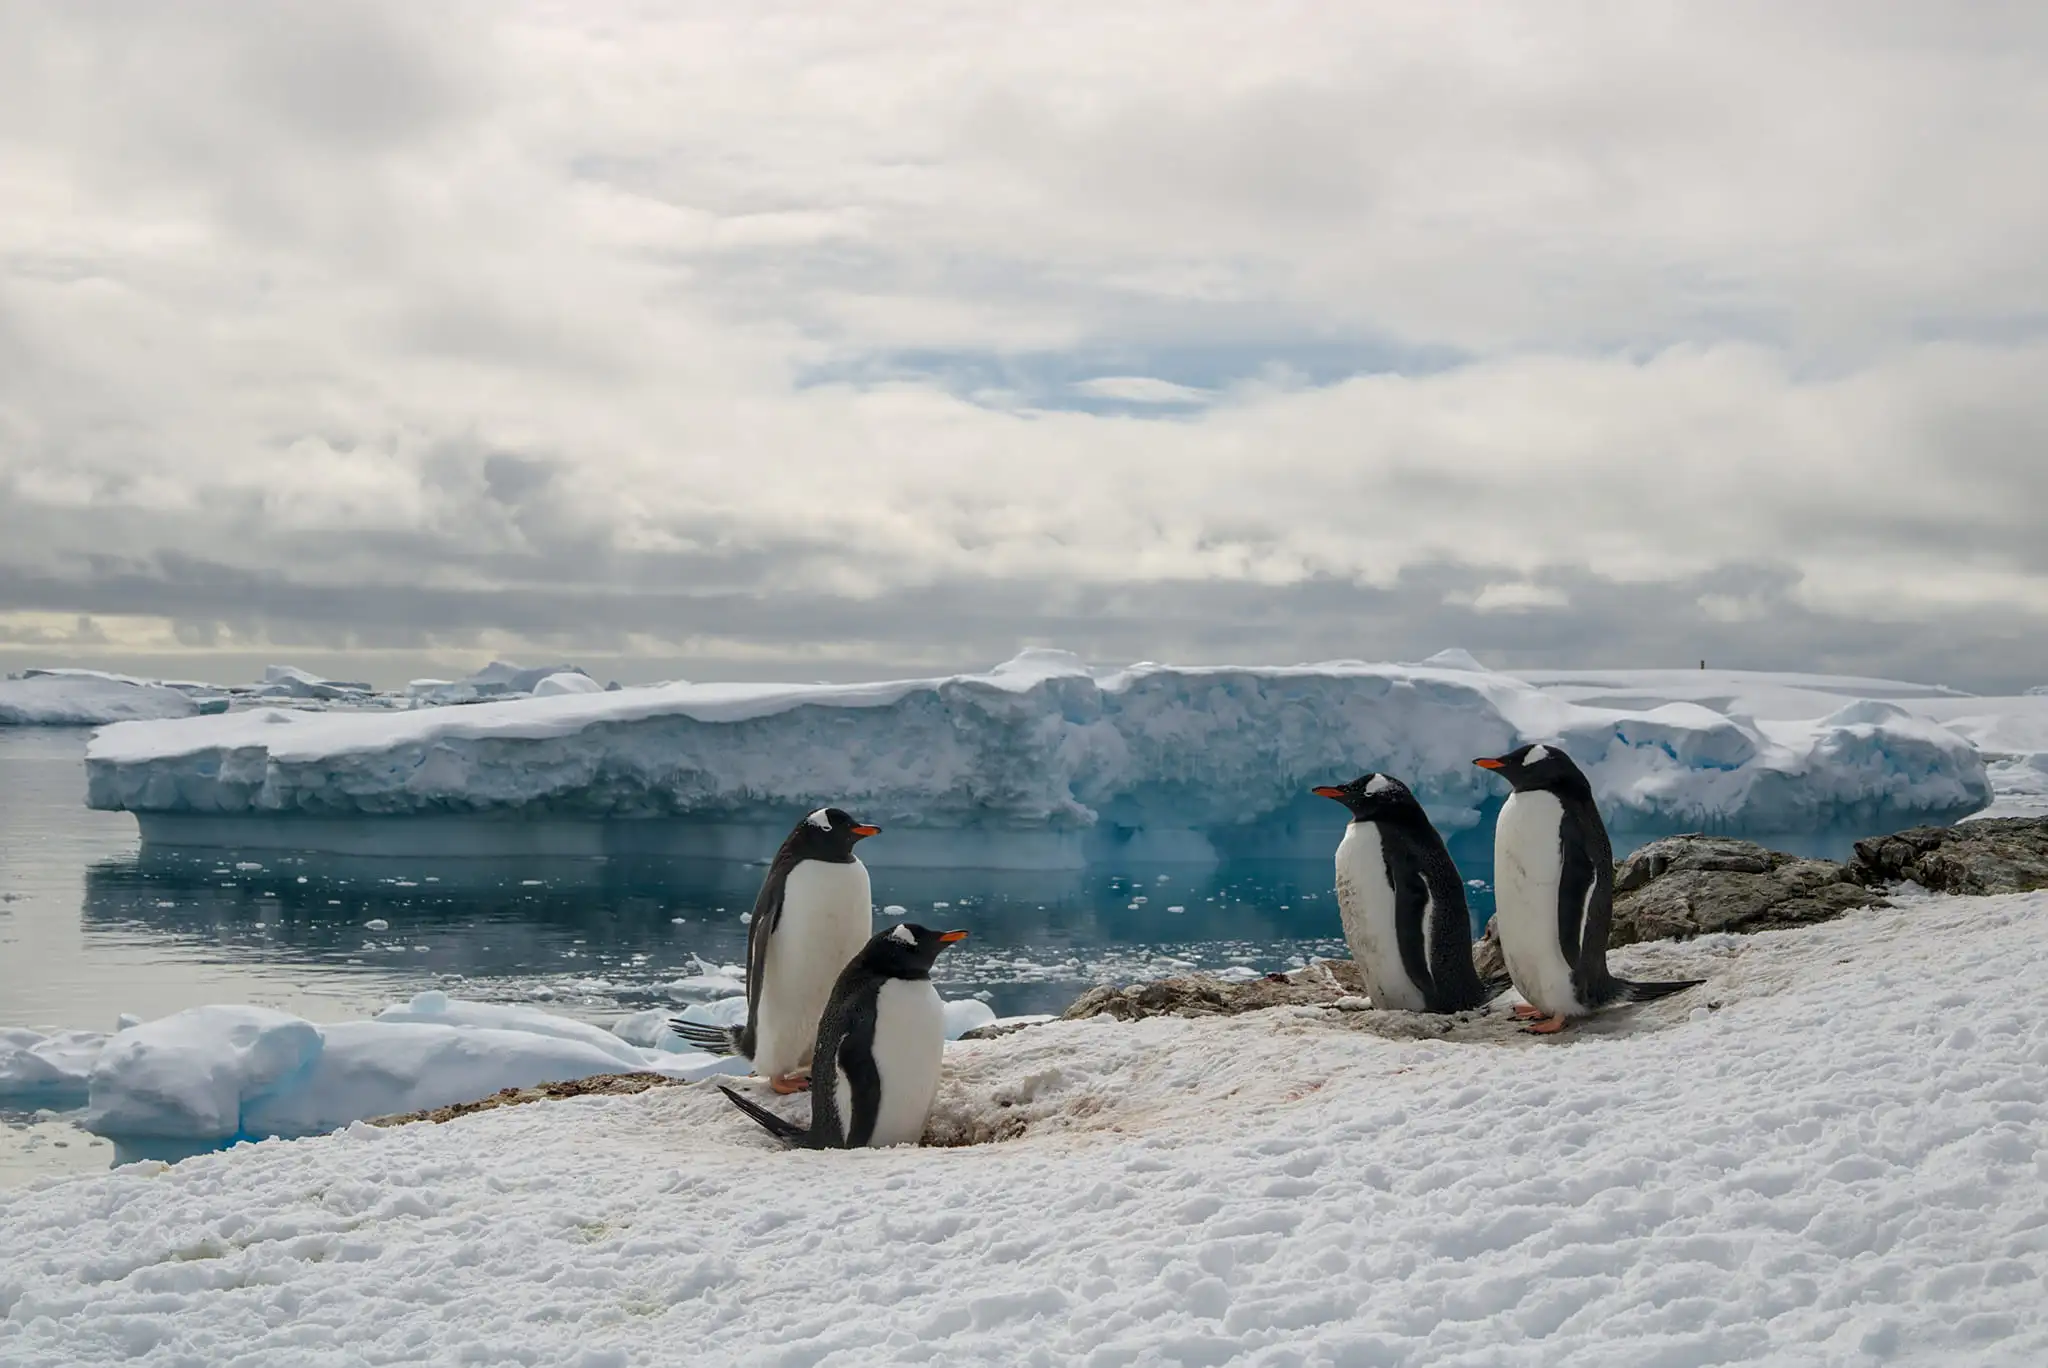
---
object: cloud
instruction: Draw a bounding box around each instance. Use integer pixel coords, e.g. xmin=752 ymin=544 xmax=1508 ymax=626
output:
xmin=0 ymin=2 xmax=2044 ymax=689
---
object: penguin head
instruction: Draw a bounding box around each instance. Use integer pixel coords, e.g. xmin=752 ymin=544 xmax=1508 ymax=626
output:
xmin=1311 ymin=772 xmax=1423 ymax=823
xmin=1472 ymin=742 xmax=1587 ymax=793
xmin=864 ymin=922 xmax=968 ymax=978
xmin=789 ymin=806 xmax=882 ymax=860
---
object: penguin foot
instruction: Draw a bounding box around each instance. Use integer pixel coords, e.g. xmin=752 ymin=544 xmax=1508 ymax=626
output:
xmin=768 ymin=1073 xmax=811 ymax=1094
xmin=1509 ymin=1003 xmax=1545 ymax=1020
xmin=1521 ymin=1015 xmax=1571 ymax=1035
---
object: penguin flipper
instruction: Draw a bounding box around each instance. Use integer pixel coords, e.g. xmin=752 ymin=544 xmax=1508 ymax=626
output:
xmin=669 ymin=1019 xmax=743 ymax=1055
xmin=1616 ymin=977 xmax=1705 ymax=1003
xmin=717 ymin=1085 xmax=811 ymax=1147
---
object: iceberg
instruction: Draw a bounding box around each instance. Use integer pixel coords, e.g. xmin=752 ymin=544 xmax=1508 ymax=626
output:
xmin=0 ymin=671 xmax=201 ymax=726
xmin=77 ymin=998 xmax=750 ymax=1144
xmin=80 ymin=651 xmax=1992 ymax=866
xmin=79 ymin=647 xmax=1998 ymax=860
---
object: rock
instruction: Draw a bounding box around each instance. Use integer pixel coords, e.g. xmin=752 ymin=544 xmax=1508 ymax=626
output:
xmin=956 ymin=1016 xmax=1056 ymax=1042
xmin=1606 ymin=834 xmax=1883 ymax=946
xmin=1849 ymin=817 xmax=2048 ymax=895
xmin=1473 ymin=922 xmax=1505 ymax=981
xmin=369 ymin=1072 xmax=681 ymax=1126
xmin=1062 ymin=959 xmax=1366 ymax=1022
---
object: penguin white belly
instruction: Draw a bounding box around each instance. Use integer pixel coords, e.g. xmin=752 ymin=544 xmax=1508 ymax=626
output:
xmin=864 ymin=978 xmax=945 ymax=1147
xmin=1333 ymin=822 xmax=1427 ymax=1013
xmin=1492 ymin=791 xmax=1585 ymax=1018
xmin=753 ymin=859 xmax=873 ymax=1078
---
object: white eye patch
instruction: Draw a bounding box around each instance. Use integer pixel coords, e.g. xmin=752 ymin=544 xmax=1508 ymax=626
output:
xmin=1364 ymin=774 xmax=1395 ymax=796
xmin=887 ymin=924 xmax=916 ymax=945
xmin=1523 ymin=744 xmax=1551 ymax=765
xmin=807 ymin=808 xmax=834 ymax=830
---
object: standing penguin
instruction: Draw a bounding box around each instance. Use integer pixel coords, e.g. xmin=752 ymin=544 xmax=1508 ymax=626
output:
xmin=1474 ymin=743 xmax=1702 ymax=1034
xmin=1313 ymin=773 xmax=1501 ymax=1013
xmin=720 ymin=923 xmax=968 ymax=1149
xmin=670 ymin=807 xmax=878 ymax=1092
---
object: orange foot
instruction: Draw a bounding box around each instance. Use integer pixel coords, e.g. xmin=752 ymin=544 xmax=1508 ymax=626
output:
xmin=768 ymin=1072 xmax=811 ymax=1094
xmin=1521 ymin=1015 xmax=1570 ymax=1035
xmin=1510 ymin=1003 xmax=1545 ymax=1019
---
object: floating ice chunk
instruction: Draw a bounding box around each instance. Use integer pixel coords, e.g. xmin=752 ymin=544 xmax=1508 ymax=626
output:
xmin=372 ymin=995 xmax=650 ymax=1071
xmin=941 ymin=999 xmax=998 ymax=1039
xmin=85 ymin=1006 xmax=322 ymax=1140
xmin=533 ymin=672 xmax=604 ymax=697
xmin=882 ymin=904 xmax=909 ymax=917
xmin=0 ymin=1028 xmax=109 ymax=1101
xmin=0 ymin=672 xmax=198 ymax=726
xmin=240 ymin=1023 xmax=652 ymax=1137
xmin=363 ymin=919 xmax=390 ymax=932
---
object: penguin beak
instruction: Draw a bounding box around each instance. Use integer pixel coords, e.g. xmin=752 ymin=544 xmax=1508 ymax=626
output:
xmin=850 ymin=824 xmax=881 ymax=838
xmin=1311 ymin=786 xmax=1347 ymax=800
xmin=938 ymin=929 xmax=968 ymax=943
xmin=1472 ymin=757 xmax=1506 ymax=771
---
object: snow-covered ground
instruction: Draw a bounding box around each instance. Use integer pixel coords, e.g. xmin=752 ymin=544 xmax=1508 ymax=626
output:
xmin=80 ymin=651 xmax=1995 ymax=865
xmin=3 ymin=890 xmax=2044 ymax=1366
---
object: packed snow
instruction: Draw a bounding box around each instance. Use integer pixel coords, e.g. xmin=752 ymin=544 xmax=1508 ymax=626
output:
xmin=0 ymin=672 xmax=200 ymax=726
xmin=80 ymin=650 xmax=1996 ymax=865
xmin=3 ymin=891 xmax=2045 ymax=1365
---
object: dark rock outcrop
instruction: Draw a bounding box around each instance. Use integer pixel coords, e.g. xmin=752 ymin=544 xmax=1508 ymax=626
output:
xmin=1850 ymin=817 xmax=2048 ymax=895
xmin=1062 ymin=960 xmax=1365 ymax=1021
xmin=1607 ymin=834 xmax=1883 ymax=945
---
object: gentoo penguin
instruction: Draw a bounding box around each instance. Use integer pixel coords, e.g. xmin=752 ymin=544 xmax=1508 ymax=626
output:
xmin=670 ymin=807 xmax=879 ymax=1092
xmin=1474 ymin=743 xmax=1702 ymax=1034
xmin=719 ymin=923 xmax=967 ymax=1149
xmin=1312 ymin=773 xmax=1502 ymax=1013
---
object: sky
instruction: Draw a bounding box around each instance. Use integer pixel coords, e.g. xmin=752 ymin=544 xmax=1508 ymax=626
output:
xmin=2 ymin=1 xmax=2046 ymax=691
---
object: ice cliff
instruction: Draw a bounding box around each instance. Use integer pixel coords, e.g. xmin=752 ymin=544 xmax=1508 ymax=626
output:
xmin=80 ymin=651 xmax=1992 ymax=866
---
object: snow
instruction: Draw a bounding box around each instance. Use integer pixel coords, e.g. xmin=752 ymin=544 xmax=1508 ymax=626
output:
xmin=80 ymin=653 xmax=1996 ymax=865
xmin=0 ymin=672 xmax=198 ymax=726
xmin=5 ymin=891 xmax=2047 ymax=1365
xmin=372 ymin=992 xmax=652 ymax=1072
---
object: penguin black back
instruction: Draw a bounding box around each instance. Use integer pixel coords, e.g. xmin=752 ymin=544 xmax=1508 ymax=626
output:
xmin=1313 ymin=773 xmax=1498 ymax=1012
xmin=719 ymin=923 xmax=967 ymax=1149
xmin=1474 ymin=743 xmax=1701 ymax=1014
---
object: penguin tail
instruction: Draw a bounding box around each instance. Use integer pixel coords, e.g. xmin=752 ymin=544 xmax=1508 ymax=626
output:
xmin=669 ymin=1018 xmax=742 ymax=1055
xmin=1617 ymin=977 xmax=1705 ymax=1004
xmin=717 ymin=1085 xmax=806 ymax=1146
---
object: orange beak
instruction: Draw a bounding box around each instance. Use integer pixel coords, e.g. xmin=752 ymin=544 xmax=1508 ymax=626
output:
xmin=851 ymin=824 xmax=881 ymax=838
xmin=938 ymin=929 xmax=968 ymax=943
xmin=1473 ymin=757 xmax=1506 ymax=770
xmin=1311 ymin=785 xmax=1346 ymax=799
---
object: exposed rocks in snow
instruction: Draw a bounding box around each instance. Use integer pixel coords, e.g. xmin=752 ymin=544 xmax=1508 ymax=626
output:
xmin=369 ymin=1072 xmax=683 ymax=1126
xmin=1850 ymin=816 xmax=2048 ymax=895
xmin=1608 ymin=834 xmax=1884 ymax=945
xmin=1062 ymin=959 xmax=1365 ymax=1021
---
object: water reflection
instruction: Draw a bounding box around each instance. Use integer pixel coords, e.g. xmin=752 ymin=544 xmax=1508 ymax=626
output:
xmin=82 ymin=844 xmax=1471 ymax=1020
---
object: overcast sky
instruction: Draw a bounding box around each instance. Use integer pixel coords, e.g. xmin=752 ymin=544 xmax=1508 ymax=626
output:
xmin=2 ymin=2 xmax=2045 ymax=690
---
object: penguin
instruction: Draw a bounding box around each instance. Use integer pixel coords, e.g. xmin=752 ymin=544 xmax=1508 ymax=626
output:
xmin=1313 ymin=773 xmax=1504 ymax=1014
xmin=719 ymin=923 xmax=968 ymax=1149
xmin=669 ymin=807 xmax=878 ymax=1092
xmin=1473 ymin=743 xmax=1702 ymax=1034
